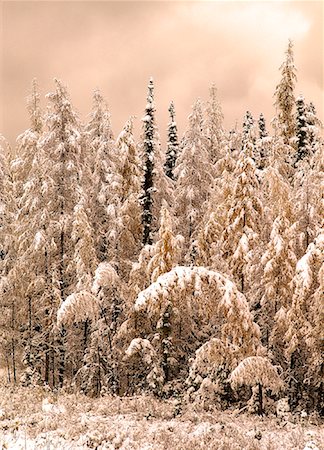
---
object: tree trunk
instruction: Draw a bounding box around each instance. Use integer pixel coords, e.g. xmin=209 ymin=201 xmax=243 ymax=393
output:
xmin=258 ymin=383 xmax=263 ymax=415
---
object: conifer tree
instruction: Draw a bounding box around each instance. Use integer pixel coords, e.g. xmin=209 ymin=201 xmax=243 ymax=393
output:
xmin=164 ymin=102 xmax=179 ymax=180
xmin=260 ymin=215 xmax=297 ymax=344
xmin=86 ymin=89 xmax=119 ymax=262
xmin=12 ymin=79 xmax=43 ymax=198
xmin=256 ymin=113 xmax=269 ymax=169
xmin=115 ymin=117 xmax=142 ymax=275
xmin=284 ymin=229 xmax=324 ymax=410
xmin=295 ymin=95 xmax=308 ymax=165
xmin=221 ymin=143 xmax=263 ymax=294
xmin=258 ymin=113 xmax=268 ymax=139
xmin=140 ymin=78 xmax=156 ymax=245
xmin=174 ymin=99 xmax=214 ymax=250
xmin=242 ymin=111 xmax=255 ymax=145
xmin=122 ymin=266 xmax=261 ymax=392
xmin=205 ymin=84 xmax=224 ymax=163
xmin=147 ymin=201 xmax=182 ymax=283
xmin=0 ymin=141 xmax=21 ymax=383
xmin=273 ymin=40 xmax=297 ymax=145
xmin=17 ymin=79 xmax=86 ymax=387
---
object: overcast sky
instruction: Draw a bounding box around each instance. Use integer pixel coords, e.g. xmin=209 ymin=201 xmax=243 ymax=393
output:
xmin=1 ymin=1 xmax=323 ymax=145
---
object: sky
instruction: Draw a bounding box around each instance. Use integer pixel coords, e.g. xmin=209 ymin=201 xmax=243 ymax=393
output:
xmin=0 ymin=1 xmax=323 ymax=145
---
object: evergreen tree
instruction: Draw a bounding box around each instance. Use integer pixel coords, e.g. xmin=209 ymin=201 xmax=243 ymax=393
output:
xmin=140 ymin=78 xmax=156 ymax=245
xmin=295 ymin=95 xmax=308 ymax=165
xmin=255 ymin=113 xmax=269 ymax=169
xmin=258 ymin=113 xmax=268 ymax=139
xmin=164 ymin=102 xmax=179 ymax=180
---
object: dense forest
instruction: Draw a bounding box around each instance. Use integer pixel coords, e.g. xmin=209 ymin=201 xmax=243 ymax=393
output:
xmin=0 ymin=40 xmax=323 ymax=417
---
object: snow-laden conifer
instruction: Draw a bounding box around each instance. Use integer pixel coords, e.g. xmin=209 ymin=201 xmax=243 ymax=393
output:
xmin=86 ymin=90 xmax=120 ymax=262
xmin=57 ymin=291 xmax=100 ymax=327
xmin=115 ymin=117 xmax=142 ymax=275
xmin=147 ymin=201 xmax=183 ymax=283
xmin=221 ymin=142 xmax=263 ymax=293
xmin=205 ymin=84 xmax=224 ymax=163
xmin=174 ymin=99 xmax=214 ymax=249
xmin=135 ymin=266 xmax=261 ymax=359
xmin=273 ymin=40 xmax=297 ymax=145
xmin=260 ymin=215 xmax=297 ymax=343
xmin=230 ymin=356 xmax=283 ymax=415
xmin=164 ymin=101 xmax=179 ymax=180
xmin=140 ymin=78 xmax=156 ymax=245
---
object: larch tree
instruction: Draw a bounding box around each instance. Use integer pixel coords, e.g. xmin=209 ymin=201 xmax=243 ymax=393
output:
xmin=85 ymin=89 xmax=120 ymax=263
xmin=19 ymin=78 xmax=86 ymax=387
xmin=2 ymin=82 xmax=44 ymax=385
xmin=0 ymin=140 xmax=21 ymax=383
xmin=273 ymin=40 xmax=297 ymax=145
xmin=230 ymin=356 xmax=283 ymax=415
xmin=115 ymin=117 xmax=143 ymax=277
xmin=260 ymin=214 xmax=297 ymax=344
xmin=205 ymin=84 xmax=224 ymax=163
xmin=220 ymin=142 xmax=263 ymax=295
xmin=194 ymin=146 xmax=236 ymax=270
xmin=56 ymin=194 xmax=99 ymax=379
xmin=126 ymin=266 xmax=261 ymax=392
xmin=12 ymin=79 xmax=43 ymax=198
xmin=284 ymin=229 xmax=324 ymax=410
xmin=174 ymin=99 xmax=214 ymax=252
xmin=164 ymin=101 xmax=179 ymax=180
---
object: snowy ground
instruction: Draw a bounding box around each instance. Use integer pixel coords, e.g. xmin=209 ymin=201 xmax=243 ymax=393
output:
xmin=0 ymin=382 xmax=323 ymax=449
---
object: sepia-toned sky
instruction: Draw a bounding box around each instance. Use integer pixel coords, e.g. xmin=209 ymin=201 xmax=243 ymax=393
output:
xmin=1 ymin=1 xmax=323 ymax=145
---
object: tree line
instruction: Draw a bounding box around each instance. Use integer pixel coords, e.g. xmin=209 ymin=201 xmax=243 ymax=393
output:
xmin=0 ymin=40 xmax=323 ymax=416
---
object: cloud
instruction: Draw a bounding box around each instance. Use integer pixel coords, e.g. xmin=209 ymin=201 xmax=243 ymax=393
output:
xmin=1 ymin=1 xmax=323 ymax=145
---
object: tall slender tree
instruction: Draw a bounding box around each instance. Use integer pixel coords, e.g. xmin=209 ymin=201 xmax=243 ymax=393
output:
xmin=273 ymin=40 xmax=297 ymax=145
xmin=140 ymin=78 xmax=156 ymax=245
xmin=164 ymin=101 xmax=179 ymax=180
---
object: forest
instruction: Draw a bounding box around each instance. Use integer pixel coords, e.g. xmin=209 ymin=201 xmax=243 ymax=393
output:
xmin=0 ymin=40 xmax=323 ymax=421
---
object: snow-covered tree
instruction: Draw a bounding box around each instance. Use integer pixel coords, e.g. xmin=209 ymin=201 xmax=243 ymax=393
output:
xmin=295 ymin=95 xmax=308 ymax=165
xmin=258 ymin=113 xmax=268 ymax=139
xmin=115 ymin=117 xmax=142 ymax=275
xmin=205 ymin=84 xmax=224 ymax=163
xmin=273 ymin=40 xmax=297 ymax=145
xmin=15 ymin=79 xmax=86 ymax=387
xmin=230 ymin=356 xmax=283 ymax=415
xmin=195 ymin=148 xmax=236 ymax=269
xmin=147 ymin=202 xmax=182 ymax=283
xmin=140 ymin=78 xmax=156 ymax=245
xmin=0 ymin=141 xmax=21 ymax=383
xmin=221 ymin=142 xmax=263 ymax=294
xmin=174 ymin=99 xmax=214 ymax=250
xmin=255 ymin=113 xmax=269 ymax=169
xmin=164 ymin=101 xmax=179 ymax=180
xmin=284 ymin=229 xmax=324 ymax=410
xmin=12 ymin=79 xmax=43 ymax=198
xmin=260 ymin=215 xmax=297 ymax=343
xmin=85 ymin=89 xmax=120 ymax=262
xmin=121 ymin=266 xmax=261 ymax=392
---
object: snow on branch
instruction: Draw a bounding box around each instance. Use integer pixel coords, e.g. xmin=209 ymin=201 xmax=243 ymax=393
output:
xmin=135 ymin=266 xmax=261 ymax=355
xmin=57 ymin=290 xmax=100 ymax=327
xmin=92 ymin=261 xmax=119 ymax=294
xmin=230 ymin=356 xmax=283 ymax=393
